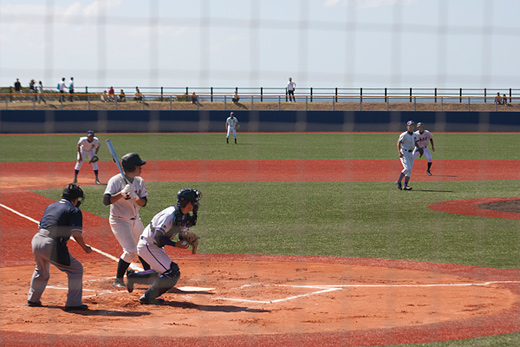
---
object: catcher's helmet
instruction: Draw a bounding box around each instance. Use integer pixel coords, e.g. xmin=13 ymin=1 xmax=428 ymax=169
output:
xmin=177 ymin=188 xmax=202 ymax=208
xmin=62 ymin=183 xmax=85 ymax=207
xmin=121 ymin=152 xmax=146 ymax=172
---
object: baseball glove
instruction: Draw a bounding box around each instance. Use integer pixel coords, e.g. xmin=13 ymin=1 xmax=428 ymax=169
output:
xmin=180 ymin=229 xmax=199 ymax=254
xmin=416 ymin=147 xmax=424 ymax=157
xmin=89 ymin=155 xmax=99 ymax=164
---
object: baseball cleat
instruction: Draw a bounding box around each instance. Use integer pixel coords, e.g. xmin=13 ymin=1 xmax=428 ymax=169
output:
xmin=426 ymin=170 xmax=432 ymax=176
xmin=112 ymin=278 xmax=125 ymax=288
xmin=28 ymin=300 xmax=42 ymax=307
xmin=139 ymin=295 xmax=165 ymax=305
xmin=403 ymin=186 xmax=413 ymax=190
xmin=95 ymin=179 xmax=102 ymax=185
xmin=126 ymin=270 xmax=135 ymax=293
xmin=394 ymin=181 xmax=402 ymax=190
xmin=64 ymin=304 xmax=88 ymax=311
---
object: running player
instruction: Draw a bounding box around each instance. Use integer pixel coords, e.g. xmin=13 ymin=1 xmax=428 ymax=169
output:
xmin=73 ymin=130 xmax=101 ymax=184
xmin=413 ymin=122 xmax=435 ymax=176
xmin=395 ymin=120 xmax=420 ymax=190
xmin=103 ymin=153 xmax=150 ymax=288
xmin=28 ymin=184 xmax=92 ymax=311
xmin=225 ymin=112 xmax=239 ymax=144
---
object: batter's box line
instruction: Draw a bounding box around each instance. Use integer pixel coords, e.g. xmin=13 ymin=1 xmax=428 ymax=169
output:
xmin=216 ymin=281 xmax=520 ymax=304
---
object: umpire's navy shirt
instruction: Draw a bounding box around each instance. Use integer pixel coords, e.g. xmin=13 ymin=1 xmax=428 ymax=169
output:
xmin=39 ymin=199 xmax=83 ymax=239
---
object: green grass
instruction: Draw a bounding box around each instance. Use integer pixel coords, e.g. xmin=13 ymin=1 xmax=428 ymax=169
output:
xmin=9 ymin=132 xmax=520 ymax=346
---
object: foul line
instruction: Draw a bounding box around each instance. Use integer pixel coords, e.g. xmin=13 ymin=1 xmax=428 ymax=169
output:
xmin=0 ymin=202 xmax=141 ymax=270
xmin=218 ymin=281 xmax=520 ymax=304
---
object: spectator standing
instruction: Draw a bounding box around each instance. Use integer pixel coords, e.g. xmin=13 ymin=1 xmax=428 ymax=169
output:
xmin=38 ymin=81 xmax=46 ymax=104
xmin=13 ymin=78 xmax=22 ymax=101
xmin=58 ymin=78 xmax=67 ymax=102
xmin=287 ymin=77 xmax=296 ymax=102
xmin=108 ymin=86 xmax=115 ymax=101
xmin=69 ymin=77 xmax=74 ymax=102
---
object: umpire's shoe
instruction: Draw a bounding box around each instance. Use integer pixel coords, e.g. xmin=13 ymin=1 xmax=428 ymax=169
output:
xmin=139 ymin=294 xmax=165 ymax=305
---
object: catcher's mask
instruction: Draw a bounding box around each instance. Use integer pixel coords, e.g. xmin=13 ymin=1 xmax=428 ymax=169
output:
xmin=121 ymin=152 xmax=146 ymax=172
xmin=62 ymin=183 xmax=85 ymax=208
xmin=177 ymin=188 xmax=202 ymax=208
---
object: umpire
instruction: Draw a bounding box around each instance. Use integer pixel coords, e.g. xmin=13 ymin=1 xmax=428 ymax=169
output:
xmin=28 ymin=184 xmax=92 ymax=311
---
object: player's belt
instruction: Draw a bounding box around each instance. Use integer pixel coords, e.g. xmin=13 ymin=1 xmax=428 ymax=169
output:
xmin=403 ymin=149 xmax=413 ymax=152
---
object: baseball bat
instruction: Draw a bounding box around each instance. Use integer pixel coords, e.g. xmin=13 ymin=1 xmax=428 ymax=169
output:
xmin=105 ymin=139 xmax=129 ymax=184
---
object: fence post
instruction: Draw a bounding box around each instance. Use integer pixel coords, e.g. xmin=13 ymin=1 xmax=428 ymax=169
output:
xmin=278 ymin=95 xmax=281 ymax=110
xmin=434 ymin=88 xmax=437 ymax=103
xmin=260 ymin=87 xmax=263 ymax=102
xmin=484 ymin=88 xmax=487 ymax=103
xmin=224 ymin=95 xmax=226 ymax=111
xmin=459 ymin=88 xmax=462 ymax=103
xmin=85 ymin=86 xmax=88 ymax=94
xmin=410 ymin=88 xmax=412 ymax=103
xmin=285 ymin=88 xmax=288 ymax=102
xmin=414 ymin=96 xmax=416 ymax=111
xmin=186 ymin=87 xmax=189 ymax=95
xmin=360 ymin=88 xmax=363 ymax=104
xmin=210 ymin=87 xmax=213 ymax=102
xmin=509 ymin=88 xmax=512 ymax=103
xmin=251 ymin=95 xmax=254 ymax=110
xmin=385 ymin=88 xmax=387 ymax=102
xmin=335 ymin=87 xmax=338 ymax=102
xmin=332 ymin=95 xmax=335 ymax=111
xmin=310 ymin=87 xmax=313 ymax=102
xmin=9 ymin=87 xmax=12 ymax=102
xmin=160 ymin=87 xmax=163 ymax=101
xmin=468 ymin=97 xmax=470 ymax=111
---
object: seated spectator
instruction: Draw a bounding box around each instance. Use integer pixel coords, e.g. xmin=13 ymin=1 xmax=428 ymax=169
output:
xmin=494 ymin=92 xmax=503 ymax=105
xmin=108 ymin=86 xmax=115 ymax=101
xmin=232 ymin=91 xmax=240 ymax=103
xmin=100 ymin=90 xmax=109 ymax=102
xmin=502 ymin=94 xmax=509 ymax=106
xmin=191 ymin=92 xmax=201 ymax=106
xmin=134 ymin=87 xmax=143 ymax=102
xmin=118 ymin=89 xmax=126 ymax=102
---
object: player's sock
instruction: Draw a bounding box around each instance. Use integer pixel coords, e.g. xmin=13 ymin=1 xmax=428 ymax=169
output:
xmin=397 ymin=172 xmax=405 ymax=183
xmin=94 ymin=170 xmax=99 ymax=179
xmin=116 ymin=259 xmax=131 ymax=279
xmin=427 ymin=162 xmax=432 ymax=170
xmin=139 ymin=256 xmax=151 ymax=271
xmin=404 ymin=176 xmax=410 ymax=186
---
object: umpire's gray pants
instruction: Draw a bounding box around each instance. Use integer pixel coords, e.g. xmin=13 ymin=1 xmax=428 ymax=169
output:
xmin=28 ymin=230 xmax=84 ymax=307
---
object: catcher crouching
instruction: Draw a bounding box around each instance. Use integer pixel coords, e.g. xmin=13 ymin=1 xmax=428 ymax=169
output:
xmin=126 ymin=188 xmax=201 ymax=305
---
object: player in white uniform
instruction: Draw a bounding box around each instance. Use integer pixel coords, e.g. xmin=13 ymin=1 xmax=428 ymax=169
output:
xmin=413 ymin=122 xmax=435 ymax=176
xmin=225 ymin=112 xmax=240 ymax=144
xmin=103 ymin=153 xmax=150 ymax=288
xmin=125 ymin=188 xmax=202 ymax=305
xmin=395 ymin=120 xmax=420 ymax=191
xmin=73 ymin=130 xmax=101 ymax=184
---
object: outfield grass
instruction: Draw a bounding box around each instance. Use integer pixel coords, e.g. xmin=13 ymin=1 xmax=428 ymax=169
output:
xmin=8 ymin=132 xmax=520 ymax=346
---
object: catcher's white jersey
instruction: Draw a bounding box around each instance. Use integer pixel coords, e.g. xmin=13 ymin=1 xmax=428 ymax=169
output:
xmin=104 ymin=174 xmax=148 ymax=219
xmin=77 ymin=136 xmax=100 ymax=151
xmin=414 ymin=130 xmax=433 ymax=148
xmin=226 ymin=117 xmax=239 ymax=129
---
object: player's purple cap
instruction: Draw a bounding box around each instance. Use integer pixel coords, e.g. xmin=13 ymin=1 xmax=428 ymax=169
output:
xmin=230 ymin=112 xmax=234 ymax=115
xmin=406 ymin=120 xmax=415 ymax=126
xmin=87 ymin=130 xmax=95 ymax=136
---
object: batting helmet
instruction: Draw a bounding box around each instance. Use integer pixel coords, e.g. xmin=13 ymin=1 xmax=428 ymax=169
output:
xmin=121 ymin=153 xmax=146 ymax=172
xmin=177 ymin=188 xmax=202 ymax=208
xmin=62 ymin=183 xmax=85 ymax=207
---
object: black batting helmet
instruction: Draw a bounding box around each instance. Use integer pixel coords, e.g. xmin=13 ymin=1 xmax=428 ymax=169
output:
xmin=177 ymin=188 xmax=202 ymax=208
xmin=121 ymin=153 xmax=146 ymax=172
xmin=62 ymin=183 xmax=85 ymax=207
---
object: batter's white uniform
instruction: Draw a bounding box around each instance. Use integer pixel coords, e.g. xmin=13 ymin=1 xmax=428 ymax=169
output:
xmin=104 ymin=174 xmax=148 ymax=263
xmin=137 ymin=206 xmax=185 ymax=274
xmin=413 ymin=130 xmax=433 ymax=162
xmin=226 ymin=116 xmax=239 ymax=139
xmin=398 ymin=131 xmax=419 ymax=177
xmin=75 ymin=136 xmax=100 ymax=171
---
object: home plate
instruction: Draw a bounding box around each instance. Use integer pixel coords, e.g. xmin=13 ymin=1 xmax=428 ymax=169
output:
xmin=177 ymin=286 xmax=215 ymax=292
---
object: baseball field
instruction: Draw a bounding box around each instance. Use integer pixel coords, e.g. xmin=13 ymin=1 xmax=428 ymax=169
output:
xmin=0 ymin=132 xmax=519 ymax=346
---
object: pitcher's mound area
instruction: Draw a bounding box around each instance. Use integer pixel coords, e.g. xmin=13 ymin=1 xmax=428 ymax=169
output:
xmin=2 ymin=255 xmax=519 ymax=346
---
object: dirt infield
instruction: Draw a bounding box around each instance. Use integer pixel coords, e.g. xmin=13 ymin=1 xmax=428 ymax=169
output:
xmin=1 ymin=159 xmax=519 ymax=346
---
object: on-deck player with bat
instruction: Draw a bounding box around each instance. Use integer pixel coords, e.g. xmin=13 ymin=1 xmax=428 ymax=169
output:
xmin=103 ymin=141 xmax=150 ymax=288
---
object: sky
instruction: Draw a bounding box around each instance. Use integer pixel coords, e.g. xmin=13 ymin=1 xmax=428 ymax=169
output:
xmin=1 ymin=0 xmax=519 ymax=93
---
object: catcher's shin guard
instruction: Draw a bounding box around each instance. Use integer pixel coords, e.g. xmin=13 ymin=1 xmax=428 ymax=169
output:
xmin=126 ymin=269 xmax=158 ymax=293
xmin=142 ymin=263 xmax=180 ymax=301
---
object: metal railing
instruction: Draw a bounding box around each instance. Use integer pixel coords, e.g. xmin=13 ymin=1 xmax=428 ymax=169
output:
xmin=1 ymin=92 xmax=518 ymax=112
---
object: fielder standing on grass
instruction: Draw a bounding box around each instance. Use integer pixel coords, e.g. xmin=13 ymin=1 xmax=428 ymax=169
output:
xmin=28 ymin=184 xmax=92 ymax=311
xmin=225 ymin=112 xmax=240 ymax=144
xmin=126 ymin=188 xmax=201 ymax=305
xmin=413 ymin=122 xmax=435 ymax=176
xmin=73 ymin=130 xmax=101 ymax=184
xmin=395 ymin=120 xmax=421 ymax=191
xmin=103 ymin=153 xmax=151 ymax=288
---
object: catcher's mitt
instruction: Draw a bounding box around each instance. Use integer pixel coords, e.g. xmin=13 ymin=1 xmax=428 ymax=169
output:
xmin=180 ymin=229 xmax=199 ymax=254
xmin=89 ymin=155 xmax=99 ymax=164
